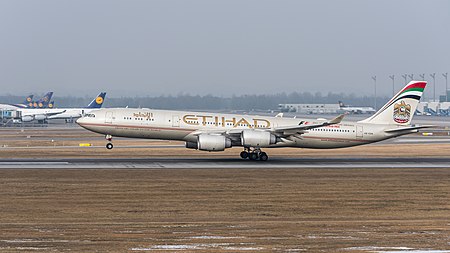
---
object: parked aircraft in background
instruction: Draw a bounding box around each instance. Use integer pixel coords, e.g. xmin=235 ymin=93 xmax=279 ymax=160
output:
xmin=338 ymin=101 xmax=376 ymax=114
xmin=48 ymin=92 xmax=106 ymax=122
xmin=77 ymin=81 xmax=430 ymax=161
xmin=0 ymin=94 xmax=35 ymax=110
xmin=31 ymin=92 xmax=53 ymax=108
xmin=16 ymin=92 xmax=106 ymax=123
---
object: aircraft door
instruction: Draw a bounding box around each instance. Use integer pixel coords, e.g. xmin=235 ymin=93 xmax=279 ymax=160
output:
xmin=356 ymin=125 xmax=363 ymax=138
xmin=105 ymin=112 xmax=113 ymax=124
xmin=172 ymin=115 xmax=180 ymax=127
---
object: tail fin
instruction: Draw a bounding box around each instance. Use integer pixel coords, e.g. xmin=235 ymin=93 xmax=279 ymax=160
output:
xmin=36 ymin=92 xmax=54 ymax=108
xmin=86 ymin=92 xmax=106 ymax=108
xmin=359 ymin=81 xmax=426 ymax=125
xmin=24 ymin=95 xmax=34 ymax=106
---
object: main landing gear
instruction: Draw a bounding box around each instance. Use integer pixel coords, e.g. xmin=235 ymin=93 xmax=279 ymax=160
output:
xmin=240 ymin=148 xmax=269 ymax=161
xmin=105 ymin=135 xmax=113 ymax=150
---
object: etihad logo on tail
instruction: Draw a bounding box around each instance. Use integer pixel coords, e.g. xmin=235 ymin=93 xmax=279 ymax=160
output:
xmin=393 ymin=101 xmax=411 ymax=124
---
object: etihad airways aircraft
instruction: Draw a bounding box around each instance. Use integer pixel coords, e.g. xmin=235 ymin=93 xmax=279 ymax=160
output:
xmin=77 ymin=81 xmax=429 ymax=161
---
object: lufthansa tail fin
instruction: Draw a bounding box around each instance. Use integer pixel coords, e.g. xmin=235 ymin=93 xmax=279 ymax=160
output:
xmin=24 ymin=95 xmax=34 ymax=107
xmin=36 ymin=92 xmax=54 ymax=108
xmin=87 ymin=92 xmax=106 ymax=108
xmin=359 ymin=81 xmax=426 ymax=125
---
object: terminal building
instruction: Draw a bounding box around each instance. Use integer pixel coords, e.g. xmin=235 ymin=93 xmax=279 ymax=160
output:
xmin=417 ymin=101 xmax=450 ymax=116
xmin=278 ymin=103 xmax=341 ymax=114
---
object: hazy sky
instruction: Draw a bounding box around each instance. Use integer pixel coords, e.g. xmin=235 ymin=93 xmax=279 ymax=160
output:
xmin=0 ymin=0 xmax=449 ymax=98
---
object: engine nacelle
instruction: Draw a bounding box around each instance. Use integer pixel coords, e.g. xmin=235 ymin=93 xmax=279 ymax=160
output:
xmin=194 ymin=134 xmax=232 ymax=152
xmin=241 ymin=130 xmax=276 ymax=147
xmin=185 ymin=141 xmax=198 ymax=149
xmin=21 ymin=115 xmax=34 ymax=122
xmin=34 ymin=114 xmax=47 ymax=121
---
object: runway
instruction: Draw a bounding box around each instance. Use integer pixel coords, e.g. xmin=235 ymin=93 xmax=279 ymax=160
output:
xmin=1 ymin=157 xmax=450 ymax=168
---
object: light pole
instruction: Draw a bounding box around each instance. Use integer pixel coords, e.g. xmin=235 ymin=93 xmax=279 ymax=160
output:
xmin=443 ymin=73 xmax=448 ymax=102
xmin=430 ymin=73 xmax=436 ymax=102
xmin=389 ymin=75 xmax=395 ymax=96
xmin=408 ymin=74 xmax=414 ymax=81
xmin=372 ymin=76 xmax=377 ymax=109
xmin=402 ymin=74 xmax=408 ymax=84
xmin=419 ymin=73 xmax=426 ymax=101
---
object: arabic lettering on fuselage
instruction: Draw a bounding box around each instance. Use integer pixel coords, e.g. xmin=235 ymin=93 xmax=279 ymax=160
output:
xmin=133 ymin=112 xmax=153 ymax=119
xmin=183 ymin=114 xmax=271 ymax=128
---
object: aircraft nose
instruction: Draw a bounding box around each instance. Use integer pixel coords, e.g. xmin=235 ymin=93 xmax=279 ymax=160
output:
xmin=76 ymin=117 xmax=87 ymax=126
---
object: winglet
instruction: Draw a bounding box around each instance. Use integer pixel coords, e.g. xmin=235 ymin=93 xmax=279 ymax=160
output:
xmin=329 ymin=114 xmax=345 ymax=125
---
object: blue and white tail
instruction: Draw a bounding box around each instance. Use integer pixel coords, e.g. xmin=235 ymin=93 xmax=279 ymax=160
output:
xmin=24 ymin=95 xmax=34 ymax=107
xmin=87 ymin=92 xmax=107 ymax=108
xmin=359 ymin=81 xmax=427 ymax=125
xmin=35 ymin=92 xmax=53 ymax=108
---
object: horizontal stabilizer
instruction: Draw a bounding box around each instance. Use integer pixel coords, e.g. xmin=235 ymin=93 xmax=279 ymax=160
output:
xmin=384 ymin=125 xmax=434 ymax=133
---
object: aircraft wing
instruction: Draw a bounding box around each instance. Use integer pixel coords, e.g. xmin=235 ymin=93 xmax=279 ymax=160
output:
xmin=189 ymin=114 xmax=345 ymax=141
xmin=39 ymin=110 xmax=67 ymax=117
xmin=273 ymin=114 xmax=345 ymax=134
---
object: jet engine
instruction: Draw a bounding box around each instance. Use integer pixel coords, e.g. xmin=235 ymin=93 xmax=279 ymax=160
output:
xmin=21 ymin=115 xmax=34 ymax=122
xmin=186 ymin=134 xmax=232 ymax=151
xmin=241 ymin=130 xmax=276 ymax=147
xmin=34 ymin=115 xmax=47 ymax=121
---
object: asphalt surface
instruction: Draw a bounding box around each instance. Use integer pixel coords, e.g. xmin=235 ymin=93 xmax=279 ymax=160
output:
xmin=1 ymin=157 xmax=450 ymax=169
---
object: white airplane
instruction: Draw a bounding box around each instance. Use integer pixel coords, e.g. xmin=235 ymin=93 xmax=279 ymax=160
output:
xmin=47 ymin=92 xmax=107 ymax=122
xmin=338 ymin=101 xmax=376 ymax=114
xmin=77 ymin=81 xmax=430 ymax=161
xmin=16 ymin=92 xmax=106 ymax=123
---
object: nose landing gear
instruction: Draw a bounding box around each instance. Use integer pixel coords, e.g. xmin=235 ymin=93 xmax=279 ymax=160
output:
xmin=240 ymin=148 xmax=269 ymax=161
xmin=105 ymin=135 xmax=113 ymax=150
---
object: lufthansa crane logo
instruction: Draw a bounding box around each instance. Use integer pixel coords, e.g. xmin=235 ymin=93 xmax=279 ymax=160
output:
xmin=96 ymin=96 xmax=103 ymax=104
xmin=393 ymin=100 xmax=411 ymax=123
xmin=26 ymin=97 xmax=32 ymax=102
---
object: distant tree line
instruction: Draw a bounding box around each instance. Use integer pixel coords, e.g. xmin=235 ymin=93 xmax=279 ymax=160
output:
xmin=0 ymin=92 xmax=390 ymax=110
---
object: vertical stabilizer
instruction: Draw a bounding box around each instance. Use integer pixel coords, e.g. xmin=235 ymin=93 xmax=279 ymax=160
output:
xmin=24 ymin=95 xmax=34 ymax=107
xmin=36 ymin=92 xmax=54 ymax=108
xmin=87 ymin=92 xmax=107 ymax=108
xmin=359 ymin=81 xmax=426 ymax=125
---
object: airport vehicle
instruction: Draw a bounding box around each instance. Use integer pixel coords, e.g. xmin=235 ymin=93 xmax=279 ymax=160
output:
xmin=47 ymin=92 xmax=106 ymax=122
xmin=338 ymin=101 xmax=376 ymax=114
xmin=77 ymin=81 xmax=429 ymax=161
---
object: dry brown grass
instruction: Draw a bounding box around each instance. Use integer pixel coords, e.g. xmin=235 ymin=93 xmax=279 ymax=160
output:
xmin=0 ymin=168 xmax=449 ymax=252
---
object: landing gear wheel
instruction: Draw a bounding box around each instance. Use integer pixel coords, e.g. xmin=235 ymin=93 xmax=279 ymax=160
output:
xmin=249 ymin=152 xmax=259 ymax=160
xmin=240 ymin=151 xmax=249 ymax=159
xmin=259 ymin=152 xmax=268 ymax=161
xmin=106 ymin=143 xmax=114 ymax=150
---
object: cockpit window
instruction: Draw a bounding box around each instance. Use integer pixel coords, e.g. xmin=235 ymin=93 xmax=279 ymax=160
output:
xmin=85 ymin=113 xmax=96 ymax=118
